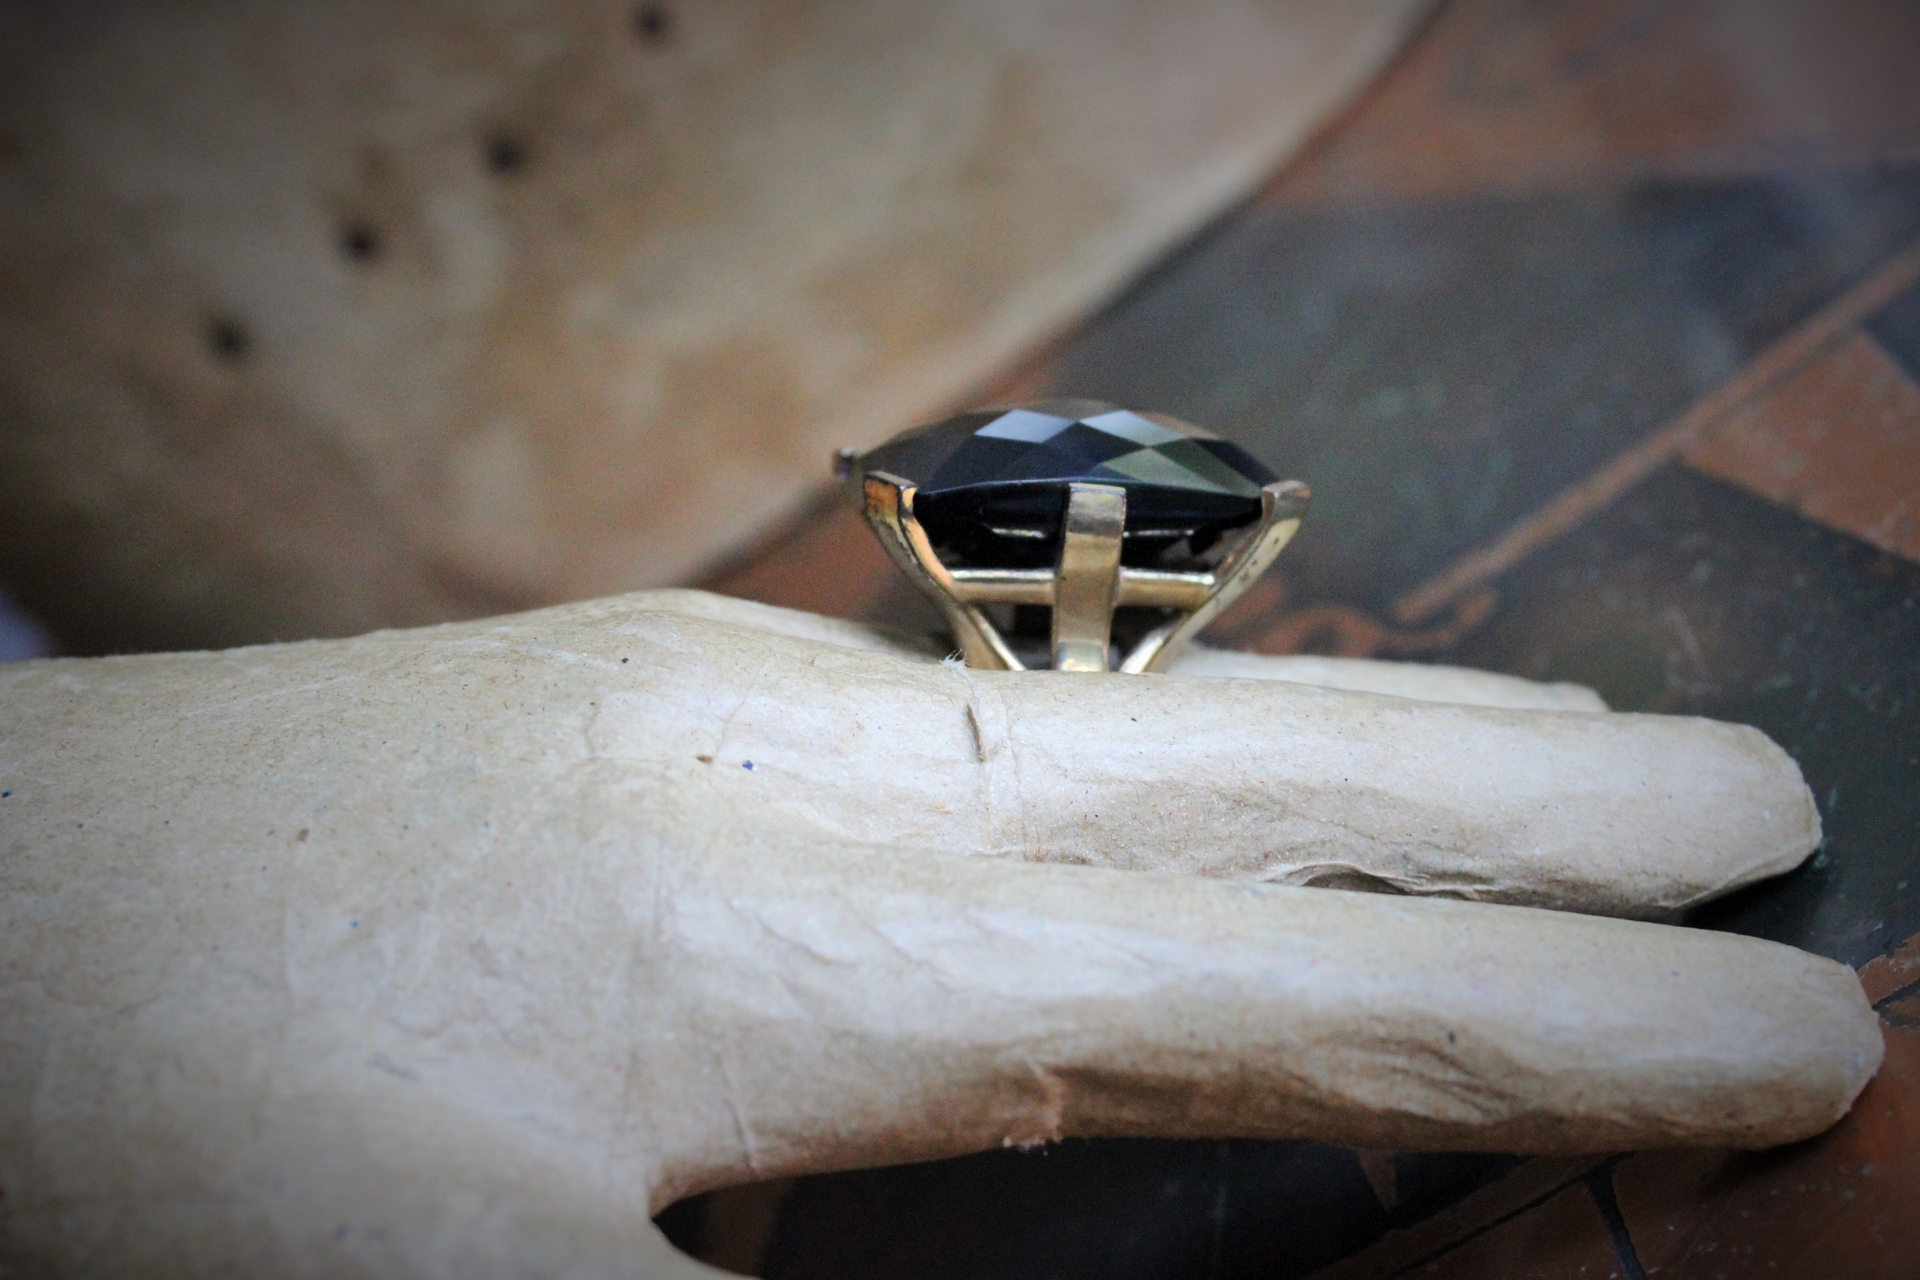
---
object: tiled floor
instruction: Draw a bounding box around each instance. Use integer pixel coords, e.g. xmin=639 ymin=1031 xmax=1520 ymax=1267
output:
xmin=680 ymin=1 xmax=1920 ymax=1274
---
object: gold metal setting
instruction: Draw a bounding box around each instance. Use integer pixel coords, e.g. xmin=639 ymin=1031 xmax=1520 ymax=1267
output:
xmin=839 ymin=448 xmax=1308 ymax=673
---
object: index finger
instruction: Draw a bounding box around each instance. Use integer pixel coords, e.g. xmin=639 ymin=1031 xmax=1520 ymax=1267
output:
xmin=628 ymin=604 xmax=1816 ymax=918
xmin=1166 ymin=645 xmax=1608 ymax=711
xmin=953 ymin=665 xmax=1817 ymax=917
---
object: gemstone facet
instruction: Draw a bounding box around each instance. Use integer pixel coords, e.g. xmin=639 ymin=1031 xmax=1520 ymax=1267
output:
xmin=852 ymin=398 xmax=1278 ymax=569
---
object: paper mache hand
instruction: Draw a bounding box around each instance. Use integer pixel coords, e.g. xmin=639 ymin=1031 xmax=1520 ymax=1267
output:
xmin=0 ymin=589 xmax=1880 ymax=1278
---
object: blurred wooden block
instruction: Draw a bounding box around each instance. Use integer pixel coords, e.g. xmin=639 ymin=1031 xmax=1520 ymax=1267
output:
xmin=0 ymin=0 xmax=1422 ymax=653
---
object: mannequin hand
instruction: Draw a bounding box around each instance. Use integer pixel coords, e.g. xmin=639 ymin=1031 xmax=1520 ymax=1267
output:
xmin=0 ymin=590 xmax=1878 ymax=1279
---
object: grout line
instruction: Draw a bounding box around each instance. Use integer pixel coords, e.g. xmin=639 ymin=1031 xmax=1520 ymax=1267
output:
xmin=1390 ymin=236 xmax=1920 ymax=625
xmin=1380 ymin=1162 xmax=1601 ymax=1278
xmin=1584 ymin=1159 xmax=1650 ymax=1280
xmin=1875 ymin=975 xmax=1920 ymax=1011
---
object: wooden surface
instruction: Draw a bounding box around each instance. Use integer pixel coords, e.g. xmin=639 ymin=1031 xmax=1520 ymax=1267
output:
xmin=0 ymin=0 xmax=1420 ymax=656
xmin=679 ymin=0 xmax=1920 ymax=1275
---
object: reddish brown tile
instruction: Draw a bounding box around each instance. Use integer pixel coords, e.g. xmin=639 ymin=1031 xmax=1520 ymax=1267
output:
xmin=1685 ymin=328 xmax=1920 ymax=564
xmin=1615 ymin=1024 xmax=1920 ymax=1279
xmin=1402 ymin=1183 xmax=1625 ymax=1280
xmin=1882 ymin=994 xmax=1920 ymax=1029
xmin=1311 ymin=1159 xmax=1606 ymax=1280
xmin=1858 ymin=932 xmax=1920 ymax=1006
xmin=1267 ymin=0 xmax=1920 ymax=206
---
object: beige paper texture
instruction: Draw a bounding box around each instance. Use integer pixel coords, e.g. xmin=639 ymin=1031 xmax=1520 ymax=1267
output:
xmin=0 ymin=591 xmax=1879 ymax=1277
xmin=0 ymin=1 xmax=1426 ymax=654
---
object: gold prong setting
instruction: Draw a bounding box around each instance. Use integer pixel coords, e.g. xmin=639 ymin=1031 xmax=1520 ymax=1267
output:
xmin=840 ymin=401 xmax=1308 ymax=672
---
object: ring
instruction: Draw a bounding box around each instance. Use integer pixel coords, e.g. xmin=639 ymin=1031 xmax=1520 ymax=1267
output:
xmin=836 ymin=399 xmax=1308 ymax=672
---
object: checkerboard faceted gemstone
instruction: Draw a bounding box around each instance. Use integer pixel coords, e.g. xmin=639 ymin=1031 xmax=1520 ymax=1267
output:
xmin=856 ymin=399 xmax=1277 ymax=538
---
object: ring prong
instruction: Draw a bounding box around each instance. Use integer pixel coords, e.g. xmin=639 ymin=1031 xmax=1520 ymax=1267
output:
xmin=857 ymin=471 xmax=1022 ymax=671
xmin=838 ymin=405 xmax=1306 ymax=673
xmin=1052 ymin=483 xmax=1127 ymax=672
xmin=1118 ymin=479 xmax=1309 ymax=674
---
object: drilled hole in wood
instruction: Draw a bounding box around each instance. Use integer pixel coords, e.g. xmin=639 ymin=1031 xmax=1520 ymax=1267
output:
xmin=485 ymin=132 xmax=527 ymax=175
xmin=207 ymin=316 xmax=251 ymax=362
xmin=340 ymin=221 xmax=382 ymax=263
xmin=633 ymin=4 xmax=671 ymax=44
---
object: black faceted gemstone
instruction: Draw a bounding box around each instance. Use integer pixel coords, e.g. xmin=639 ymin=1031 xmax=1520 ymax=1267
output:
xmin=857 ymin=399 xmax=1277 ymax=569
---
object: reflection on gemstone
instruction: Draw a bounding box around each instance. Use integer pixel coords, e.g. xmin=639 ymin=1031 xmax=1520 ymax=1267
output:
xmin=854 ymin=400 xmax=1277 ymax=569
